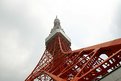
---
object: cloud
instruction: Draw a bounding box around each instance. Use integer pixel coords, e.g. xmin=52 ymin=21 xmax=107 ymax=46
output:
xmin=110 ymin=1 xmax=121 ymax=38
xmin=0 ymin=0 xmax=120 ymax=81
xmin=0 ymin=0 xmax=46 ymax=81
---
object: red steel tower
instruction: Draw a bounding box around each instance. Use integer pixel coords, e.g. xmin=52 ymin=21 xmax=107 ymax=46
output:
xmin=25 ymin=17 xmax=121 ymax=81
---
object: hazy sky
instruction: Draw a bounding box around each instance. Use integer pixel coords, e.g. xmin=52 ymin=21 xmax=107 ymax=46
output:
xmin=0 ymin=0 xmax=121 ymax=81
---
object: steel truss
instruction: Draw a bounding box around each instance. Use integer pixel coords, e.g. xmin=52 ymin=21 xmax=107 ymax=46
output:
xmin=25 ymin=32 xmax=121 ymax=81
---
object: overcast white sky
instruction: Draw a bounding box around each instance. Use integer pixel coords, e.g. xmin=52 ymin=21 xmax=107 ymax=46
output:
xmin=0 ymin=0 xmax=121 ymax=81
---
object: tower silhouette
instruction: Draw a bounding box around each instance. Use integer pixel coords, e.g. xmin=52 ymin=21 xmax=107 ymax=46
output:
xmin=25 ymin=17 xmax=121 ymax=81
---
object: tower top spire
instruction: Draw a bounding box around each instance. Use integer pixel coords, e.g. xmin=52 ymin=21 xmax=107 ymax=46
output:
xmin=45 ymin=16 xmax=71 ymax=46
xmin=53 ymin=16 xmax=61 ymax=29
xmin=50 ymin=16 xmax=62 ymax=33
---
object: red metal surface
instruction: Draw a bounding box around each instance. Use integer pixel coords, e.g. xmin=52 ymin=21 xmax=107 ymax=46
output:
xmin=25 ymin=18 xmax=121 ymax=81
xmin=25 ymin=33 xmax=121 ymax=81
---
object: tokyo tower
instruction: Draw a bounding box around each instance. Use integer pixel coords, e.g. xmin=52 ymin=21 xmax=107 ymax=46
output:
xmin=25 ymin=16 xmax=121 ymax=81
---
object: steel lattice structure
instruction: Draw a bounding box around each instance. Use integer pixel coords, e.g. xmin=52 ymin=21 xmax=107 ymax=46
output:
xmin=25 ymin=17 xmax=121 ymax=81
